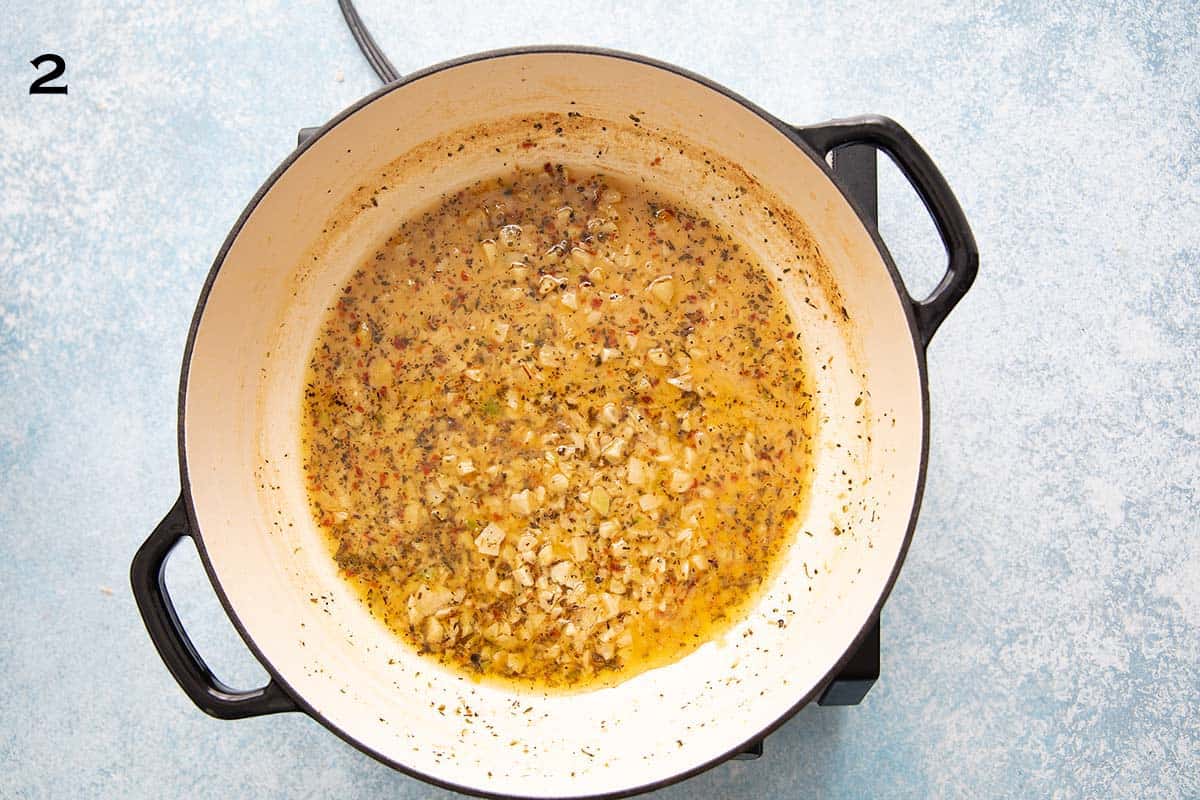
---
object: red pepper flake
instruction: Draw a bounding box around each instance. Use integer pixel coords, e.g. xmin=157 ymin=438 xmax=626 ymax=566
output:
xmin=379 ymin=472 xmax=388 ymax=486
xmin=460 ymin=270 xmax=470 ymax=282
xmin=520 ymin=140 xmax=535 ymax=149
xmin=590 ymin=297 xmax=603 ymax=309
xmin=542 ymin=162 xmax=554 ymax=175
xmin=651 ymin=156 xmax=662 ymax=166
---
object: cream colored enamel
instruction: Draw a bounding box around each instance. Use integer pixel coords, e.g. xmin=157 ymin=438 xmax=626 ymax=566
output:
xmin=183 ymin=52 xmax=922 ymax=798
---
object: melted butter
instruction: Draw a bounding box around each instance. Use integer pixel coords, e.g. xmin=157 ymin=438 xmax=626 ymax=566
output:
xmin=301 ymin=165 xmax=815 ymax=690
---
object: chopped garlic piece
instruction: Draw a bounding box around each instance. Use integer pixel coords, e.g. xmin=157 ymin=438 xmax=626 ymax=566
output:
xmin=517 ymin=530 xmax=539 ymax=553
xmin=638 ymin=494 xmax=663 ymax=512
xmin=538 ymin=345 xmax=564 ymax=368
xmin=474 ymin=523 xmax=506 ymax=556
xmin=499 ymin=224 xmax=522 ymax=247
xmin=547 ymin=472 xmax=569 ymax=494
xmin=599 ymin=592 xmax=620 ymax=618
xmin=425 ymin=616 xmax=444 ymax=643
xmin=589 ymin=486 xmax=611 ymax=515
xmin=626 ymin=457 xmax=648 ymax=487
xmin=513 ymin=565 xmax=535 ymax=587
xmin=510 ymin=489 xmax=535 ymax=516
xmin=481 ymin=240 xmax=497 ymax=266
xmin=571 ymin=537 xmax=589 ymax=562
xmin=647 ymin=275 xmax=674 ymax=304
xmin=666 ymin=373 xmax=693 ymax=392
xmin=668 ymin=469 xmax=695 ymax=494
xmin=550 ymin=561 xmax=577 ymax=586
xmin=570 ymin=247 xmax=593 ymax=267
xmin=600 ymin=437 xmax=627 ymax=463
xmin=600 ymin=402 xmax=621 ymax=425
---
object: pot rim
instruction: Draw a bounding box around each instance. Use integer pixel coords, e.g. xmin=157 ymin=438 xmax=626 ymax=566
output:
xmin=175 ymin=44 xmax=931 ymax=800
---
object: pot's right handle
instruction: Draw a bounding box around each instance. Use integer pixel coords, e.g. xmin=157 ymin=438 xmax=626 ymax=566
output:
xmin=130 ymin=496 xmax=298 ymax=719
xmin=793 ymin=115 xmax=979 ymax=345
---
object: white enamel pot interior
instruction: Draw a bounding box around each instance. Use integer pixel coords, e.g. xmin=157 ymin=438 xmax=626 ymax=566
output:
xmin=168 ymin=48 xmax=960 ymax=799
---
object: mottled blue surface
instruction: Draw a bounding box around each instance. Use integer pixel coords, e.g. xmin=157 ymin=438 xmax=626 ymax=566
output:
xmin=1 ymin=1 xmax=1197 ymax=797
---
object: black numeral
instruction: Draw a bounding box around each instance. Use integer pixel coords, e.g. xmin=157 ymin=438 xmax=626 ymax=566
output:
xmin=30 ymin=54 xmax=67 ymax=95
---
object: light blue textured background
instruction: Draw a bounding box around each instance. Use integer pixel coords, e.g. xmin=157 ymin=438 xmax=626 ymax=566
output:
xmin=1 ymin=1 xmax=1197 ymax=797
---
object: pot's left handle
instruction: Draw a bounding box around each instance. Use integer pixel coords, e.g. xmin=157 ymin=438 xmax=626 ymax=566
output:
xmin=130 ymin=496 xmax=298 ymax=719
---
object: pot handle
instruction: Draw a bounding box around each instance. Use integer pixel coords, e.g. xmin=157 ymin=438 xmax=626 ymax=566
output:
xmin=130 ymin=496 xmax=298 ymax=719
xmin=793 ymin=115 xmax=979 ymax=345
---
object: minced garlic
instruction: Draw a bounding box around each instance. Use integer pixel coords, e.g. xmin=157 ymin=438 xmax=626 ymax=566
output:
xmin=301 ymin=163 xmax=815 ymax=688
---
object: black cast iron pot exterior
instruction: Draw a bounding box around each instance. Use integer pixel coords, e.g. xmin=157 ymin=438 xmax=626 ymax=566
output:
xmin=131 ymin=46 xmax=977 ymax=799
